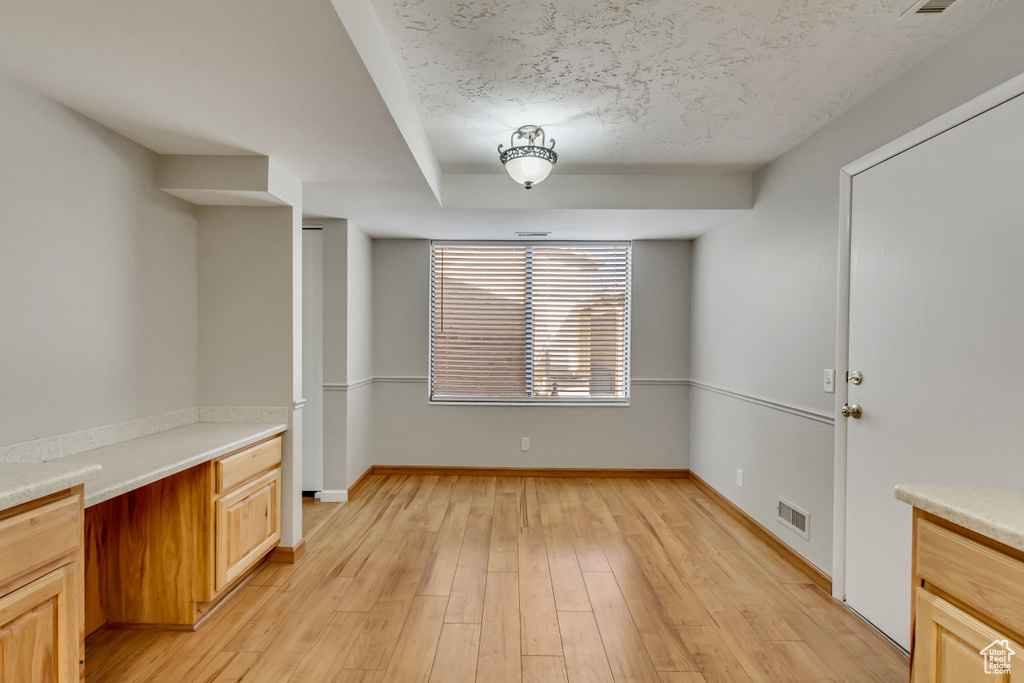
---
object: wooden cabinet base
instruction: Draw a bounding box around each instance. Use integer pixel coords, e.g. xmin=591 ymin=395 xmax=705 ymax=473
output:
xmin=0 ymin=563 xmax=78 ymax=683
xmin=85 ymin=465 xmax=211 ymax=632
xmin=214 ymin=468 xmax=281 ymax=591
xmin=913 ymin=588 xmax=1023 ymax=683
xmin=0 ymin=487 xmax=84 ymax=683
xmin=100 ymin=565 xmax=262 ymax=633
xmin=85 ymin=436 xmax=284 ymax=634
xmin=910 ymin=510 xmax=1024 ymax=683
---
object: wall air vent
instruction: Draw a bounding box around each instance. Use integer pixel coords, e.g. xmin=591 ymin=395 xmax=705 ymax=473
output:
xmin=902 ymin=0 xmax=957 ymax=15
xmin=777 ymin=497 xmax=810 ymax=540
xmin=515 ymin=232 xmax=551 ymax=237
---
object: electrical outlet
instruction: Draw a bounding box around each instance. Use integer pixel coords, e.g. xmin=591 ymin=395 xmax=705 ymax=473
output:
xmin=823 ymin=369 xmax=835 ymax=394
xmin=736 ymin=469 xmax=743 ymax=488
xmin=521 ymin=437 xmax=530 ymax=452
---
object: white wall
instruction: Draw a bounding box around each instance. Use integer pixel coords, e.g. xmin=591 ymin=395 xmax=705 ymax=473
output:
xmin=319 ymin=219 xmax=375 ymax=490
xmin=689 ymin=0 xmax=1024 ymax=576
xmin=197 ymin=206 xmax=294 ymax=407
xmin=631 ymin=240 xmax=690 ymax=380
xmin=346 ymin=225 xmax=374 ymax=484
xmin=321 ymin=219 xmax=348 ymax=492
xmin=347 ymin=226 xmax=374 ymax=383
xmin=301 ymin=228 xmax=324 ymax=491
xmin=0 ymin=72 xmax=198 ymax=447
xmin=370 ymin=239 xmax=690 ymax=469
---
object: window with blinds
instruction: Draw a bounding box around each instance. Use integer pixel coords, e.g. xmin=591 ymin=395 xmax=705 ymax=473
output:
xmin=430 ymin=242 xmax=631 ymax=404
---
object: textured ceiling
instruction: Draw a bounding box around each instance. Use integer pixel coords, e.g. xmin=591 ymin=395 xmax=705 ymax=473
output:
xmin=370 ymin=0 xmax=1005 ymax=172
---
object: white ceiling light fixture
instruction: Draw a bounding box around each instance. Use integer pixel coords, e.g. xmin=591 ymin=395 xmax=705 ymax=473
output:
xmin=498 ymin=125 xmax=558 ymax=189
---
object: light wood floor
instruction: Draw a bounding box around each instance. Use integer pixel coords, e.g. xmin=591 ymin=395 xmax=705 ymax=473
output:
xmin=302 ymin=495 xmax=342 ymax=539
xmin=85 ymin=475 xmax=909 ymax=682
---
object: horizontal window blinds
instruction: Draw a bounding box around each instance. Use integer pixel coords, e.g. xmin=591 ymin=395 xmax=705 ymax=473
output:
xmin=430 ymin=242 xmax=630 ymax=403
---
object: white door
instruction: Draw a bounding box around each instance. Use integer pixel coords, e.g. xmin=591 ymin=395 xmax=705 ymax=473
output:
xmin=846 ymin=91 xmax=1024 ymax=650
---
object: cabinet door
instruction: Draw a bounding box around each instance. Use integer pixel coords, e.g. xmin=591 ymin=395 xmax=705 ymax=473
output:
xmin=214 ymin=468 xmax=281 ymax=592
xmin=914 ymin=588 xmax=1023 ymax=682
xmin=0 ymin=564 xmax=77 ymax=683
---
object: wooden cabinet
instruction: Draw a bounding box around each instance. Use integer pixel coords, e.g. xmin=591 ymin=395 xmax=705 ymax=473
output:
xmin=914 ymin=589 xmax=1022 ymax=682
xmin=85 ymin=435 xmax=283 ymax=631
xmin=0 ymin=563 xmax=77 ymax=683
xmin=911 ymin=511 xmax=1024 ymax=682
xmin=214 ymin=460 xmax=281 ymax=592
xmin=0 ymin=488 xmax=84 ymax=683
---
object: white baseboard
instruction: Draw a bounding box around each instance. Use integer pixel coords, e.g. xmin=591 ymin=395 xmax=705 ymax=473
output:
xmin=315 ymin=489 xmax=348 ymax=503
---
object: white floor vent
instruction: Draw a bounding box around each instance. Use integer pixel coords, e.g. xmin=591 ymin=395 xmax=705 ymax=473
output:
xmin=777 ymin=497 xmax=810 ymax=540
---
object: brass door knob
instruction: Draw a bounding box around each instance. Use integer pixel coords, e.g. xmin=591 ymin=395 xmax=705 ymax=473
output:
xmin=841 ymin=404 xmax=862 ymax=419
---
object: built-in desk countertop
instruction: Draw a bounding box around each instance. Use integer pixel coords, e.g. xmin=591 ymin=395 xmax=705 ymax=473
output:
xmin=0 ymin=461 xmax=102 ymax=512
xmin=58 ymin=422 xmax=287 ymax=507
xmin=895 ymin=483 xmax=1024 ymax=554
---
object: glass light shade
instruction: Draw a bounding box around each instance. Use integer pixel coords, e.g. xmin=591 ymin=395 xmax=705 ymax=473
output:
xmin=504 ymin=154 xmax=554 ymax=186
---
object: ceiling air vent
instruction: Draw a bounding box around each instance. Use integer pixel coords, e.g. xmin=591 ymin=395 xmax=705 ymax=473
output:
xmin=903 ymin=0 xmax=957 ymax=15
xmin=777 ymin=497 xmax=810 ymax=540
xmin=515 ymin=232 xmax=551 ymax=238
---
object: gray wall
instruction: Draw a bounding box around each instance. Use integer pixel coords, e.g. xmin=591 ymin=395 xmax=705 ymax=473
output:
xmin=0 ymin=72 xmax=199 ymax=446
xmin=302 ymin=228 xmax=324 ymax=490
xmin=320 ymin=219 xmax=375 ymax=490
xmin=346 ymin=225 xmax=374 ymax=483
xmin=689 ymin=0 xmax=1024 ymax=575
xmin=347 ymin=226 xmax=374 ymax=383
xmin=369 ymin=239 xmax=691 ymax=470
xmin=322 ymin=219 xmax=349 ymax=491
xmin=197 ymin=206 xmax=293 ymax=408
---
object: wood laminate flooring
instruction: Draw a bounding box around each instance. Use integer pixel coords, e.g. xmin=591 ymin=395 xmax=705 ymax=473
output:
xmin=302 ymin=496 xmax=343 ymax=539
xmin=85 ymin=475 xmax=909 ymax=682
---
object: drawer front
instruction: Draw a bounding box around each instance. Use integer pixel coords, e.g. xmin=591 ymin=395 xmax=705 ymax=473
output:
xmin=913 ymin=588 xmax=1023 ymax=683
xmin=916 ymin=518 xmax=1024 ymax=637
xmin=0 ymin=563 xmax=78 ymax=683
xmin=215 ymin=436 xmax=282 ymax=494
xmin=0 ymin=495 xmax=80 ymax=588
xmin=214 ymin=467 xmax=281 ymax=592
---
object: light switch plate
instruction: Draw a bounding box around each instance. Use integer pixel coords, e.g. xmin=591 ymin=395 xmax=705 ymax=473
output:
xmin=823 ymin=369 xmax=835 ymax=394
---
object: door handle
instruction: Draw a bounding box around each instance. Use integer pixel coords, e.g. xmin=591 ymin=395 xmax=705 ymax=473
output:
xmin=841 ymin=404 xmax=862 ymax=419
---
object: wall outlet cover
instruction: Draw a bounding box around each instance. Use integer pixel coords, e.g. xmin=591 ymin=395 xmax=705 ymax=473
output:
xmin=736 ymin=469 xmax=743 ymax=488
xmin=521 ymin=437 xmax=530 ymax=451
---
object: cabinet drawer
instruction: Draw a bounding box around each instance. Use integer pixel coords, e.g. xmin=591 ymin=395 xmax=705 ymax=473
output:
xmin=214 ymin=467 xmax=281 ymax=592
xmin=0 ymin=495 xmax=80 ymax=588
xmin=0 ymin=563 xmax=78 ymax=683
xmin=916 ymin=518 xmax=1024 ymax=637
xmin=913 ymin=588 xmax=1023 ymax=683
xmin=214 ymin=436 xmax=282 ymax=494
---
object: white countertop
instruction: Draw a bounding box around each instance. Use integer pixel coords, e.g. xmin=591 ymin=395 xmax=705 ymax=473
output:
xmin=0 ymin=461 xmax=102 ymax=512
xmin=59 ymin=422 xmax=287 ymax=507
xmin=895 ymin=484 xmax=1024 ymax=553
